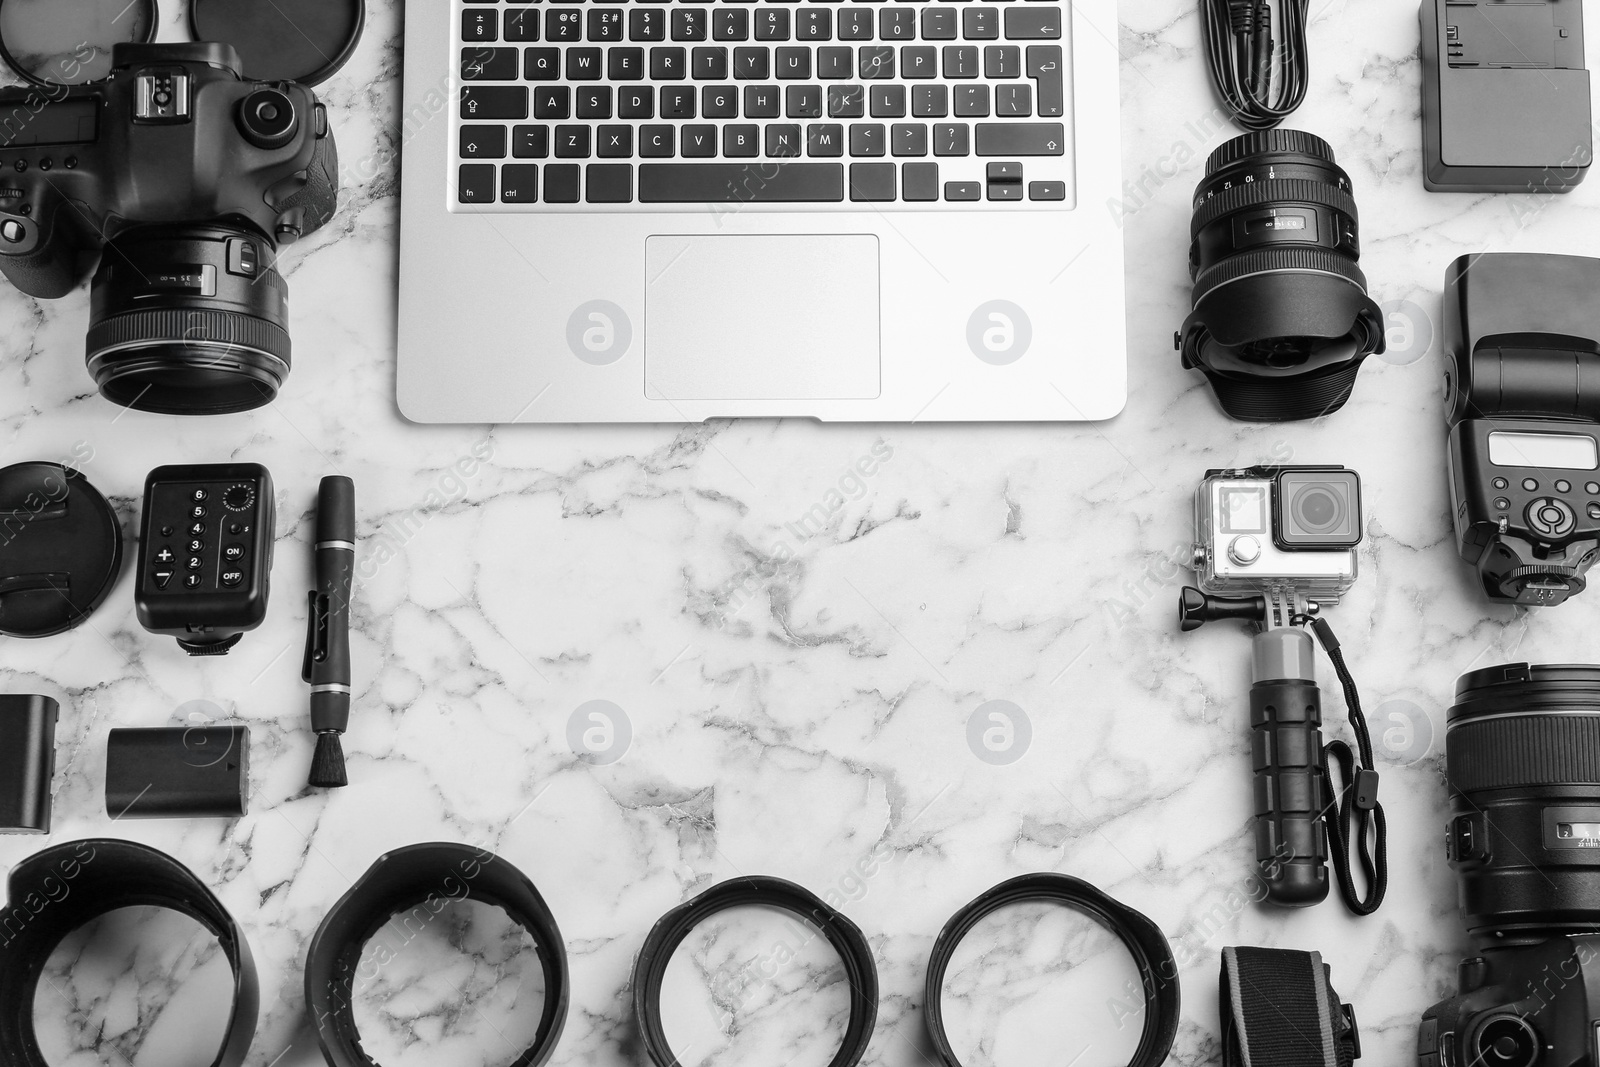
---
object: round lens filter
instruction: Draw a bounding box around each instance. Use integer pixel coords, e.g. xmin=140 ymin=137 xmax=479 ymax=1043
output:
xmin=0 ymin=0 xmax=155 ymax=86
xmin=189 ymin=0 xmax=364 ymax=86
xmin=0 ymin=462 xmax=124 ymax=638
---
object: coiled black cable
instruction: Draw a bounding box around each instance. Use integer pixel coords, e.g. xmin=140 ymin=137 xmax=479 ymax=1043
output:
xmin=1200 ymin=0 xmax=1311 ymax=130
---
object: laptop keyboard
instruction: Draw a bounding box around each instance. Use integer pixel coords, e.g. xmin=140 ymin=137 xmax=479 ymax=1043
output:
xmin=452 ymin=0 xmax=1077 ymax=209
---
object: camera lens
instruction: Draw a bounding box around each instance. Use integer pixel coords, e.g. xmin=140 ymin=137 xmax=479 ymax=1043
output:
xmin=85 ymin=223 xmax=290 ymax=415
xmin=1447 ymin=663 xmax=1600 ymax=941
xmin=1293 ymin=485 xmax=1345 ymax=532
xmin=1178 ymin=129 xmax=1385 ymax=422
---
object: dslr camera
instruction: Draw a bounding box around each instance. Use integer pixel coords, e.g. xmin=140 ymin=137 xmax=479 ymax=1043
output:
xmin=1421 ymin=663 xmax=1600 ymax=1067
xmin=1444 ymin=253 xmax=1600 ymax=606
xmin=0 ymin=42 xmax=337 ymax=415
xmin=1180 ymin=466 xmax=1384 ymax=914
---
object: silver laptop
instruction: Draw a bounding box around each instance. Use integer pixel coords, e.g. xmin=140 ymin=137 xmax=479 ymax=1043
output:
xmin=396 ymin=0 xmax=1126 ymax=423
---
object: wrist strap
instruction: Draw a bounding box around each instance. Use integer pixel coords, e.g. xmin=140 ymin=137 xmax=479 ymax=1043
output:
xmin=1220 ymin=947 xmax=1360 ymax=1067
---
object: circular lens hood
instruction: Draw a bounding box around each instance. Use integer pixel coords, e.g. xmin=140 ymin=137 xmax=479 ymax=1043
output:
xmin=0 ymin=0 xmax=156 ymax=86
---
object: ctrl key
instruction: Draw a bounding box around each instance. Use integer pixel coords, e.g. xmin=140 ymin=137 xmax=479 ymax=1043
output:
xmin=502 ymin=164 xmax=539 ymax=203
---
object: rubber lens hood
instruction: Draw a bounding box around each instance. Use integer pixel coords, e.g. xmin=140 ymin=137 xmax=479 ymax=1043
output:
xmin=632 ymin=875 xmax=879 ymax=1067
xmin=0 ymin=838 xmax=259 ymax=1067
xmin=923 ymin=873 xmax=1180 ymax=1067
xmin=305 ymin=842 xmax=570 ymax=1067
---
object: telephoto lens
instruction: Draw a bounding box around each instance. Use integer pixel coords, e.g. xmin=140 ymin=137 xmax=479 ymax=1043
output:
xmin=1178 ymin=130 xmax=1385 ymax=422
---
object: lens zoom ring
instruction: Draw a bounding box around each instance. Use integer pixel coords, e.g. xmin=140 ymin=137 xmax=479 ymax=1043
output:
xmin=87 ymin=309 xmax=291 ymax=361
xmin=1205 ymin=130 xmax=1336 ymax=175
xmin=1448 ymin=715 xmax=1600 ymax=792
xmin=1190 ymin=179 xmax=1359 ymax=238
xmin=1192 ymin=246 xmax=1369 ymax=305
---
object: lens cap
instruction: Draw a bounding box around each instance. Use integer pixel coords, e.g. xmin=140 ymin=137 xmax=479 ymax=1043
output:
xmin=0 ymin=0 xmax=155 ymax=86
xmin=0 ymin=462 xmax=123 ymax=638
xmin=189 ymin=0 xmax=364 ymax=86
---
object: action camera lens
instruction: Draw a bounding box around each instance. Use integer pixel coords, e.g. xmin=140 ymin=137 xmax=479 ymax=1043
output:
xmin=1294 ymin=486 xmax=1344 ymax=532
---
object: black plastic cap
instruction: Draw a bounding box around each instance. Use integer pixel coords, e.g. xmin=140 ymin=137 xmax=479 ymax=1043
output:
xmin=315 ymin=476 xmax=356 ymax=545
xmin=0 ymin=462 xmax=123 ymax=638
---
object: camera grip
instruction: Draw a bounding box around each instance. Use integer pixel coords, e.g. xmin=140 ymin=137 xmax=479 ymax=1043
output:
xmin=0 ymin=208 xmax=80 ymax=299
xmin=1250 ymin=677 xmax=1330 ymax=907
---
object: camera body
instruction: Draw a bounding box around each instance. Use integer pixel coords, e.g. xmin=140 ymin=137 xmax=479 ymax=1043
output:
xmin=0 ymin=42 xmax=338 ymax=414
xmin=1445 ymin=253 xmax=1600 ymax=606
xmin=1193 ymin=466 xmax=1363 ymax=604
xmin=1419 ymin=937 xmax=1600 ymax=1067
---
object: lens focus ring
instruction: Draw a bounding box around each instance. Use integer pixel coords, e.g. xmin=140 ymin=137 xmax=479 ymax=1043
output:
xmin=1447 ymin=713 xmax=1600 ymax=794
xmin=1190 ymin=178 xmax=1359 ymax=239
xmin=1192 ymin=246 xmax=1370 ymax=306
xmin=1205 ymin=128 xmax=1336 ymax=174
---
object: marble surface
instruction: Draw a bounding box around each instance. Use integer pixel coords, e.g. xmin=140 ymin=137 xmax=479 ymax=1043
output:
xmin=3 ymin=0 xmax=1599 ymax=1064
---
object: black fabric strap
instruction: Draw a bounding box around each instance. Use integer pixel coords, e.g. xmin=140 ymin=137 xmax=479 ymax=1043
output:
xmin=1220 ymin=947 xmax=1360 ymax=1067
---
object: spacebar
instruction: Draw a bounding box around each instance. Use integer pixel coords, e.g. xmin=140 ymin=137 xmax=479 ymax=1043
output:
xmin=638 ymin=163 xmax=844 ymax=203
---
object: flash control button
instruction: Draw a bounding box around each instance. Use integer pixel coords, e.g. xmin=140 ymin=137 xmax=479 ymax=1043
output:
xmin=1228 ymin=535 xmax=1261 ymax=566
xmin=1527 ymin=497 xmax=1576 ymax=538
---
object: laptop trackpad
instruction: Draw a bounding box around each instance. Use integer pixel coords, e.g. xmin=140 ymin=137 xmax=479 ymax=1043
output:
xmin=644 ymin=234 xmax=880 ymax=401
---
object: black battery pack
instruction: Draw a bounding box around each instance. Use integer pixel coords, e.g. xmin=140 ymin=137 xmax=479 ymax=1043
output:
xmin=0 ymin=695 xmax=57 ymax=833
xmin=105 ymin=725 xmax=250 ymax=819
xmin=1421 ymin=0 xmax=1593 ymax=193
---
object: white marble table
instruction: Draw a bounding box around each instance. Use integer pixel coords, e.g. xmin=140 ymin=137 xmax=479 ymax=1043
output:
xmin=4 ymin=0 xmax=1597 ymax=1065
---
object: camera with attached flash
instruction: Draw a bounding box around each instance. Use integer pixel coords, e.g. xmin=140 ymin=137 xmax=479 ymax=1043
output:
xmin=1179 ymin=466 xmax=1385 ymax=915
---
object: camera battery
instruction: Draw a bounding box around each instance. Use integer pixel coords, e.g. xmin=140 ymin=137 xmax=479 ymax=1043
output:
xmin=0 ymin=695 xmax=57 ymax=833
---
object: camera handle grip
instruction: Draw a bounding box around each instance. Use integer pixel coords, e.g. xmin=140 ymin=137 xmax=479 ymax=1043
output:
xmin=1249 ymin=628 xmax=1331 ymax=907
xmin=0 ymin=206 xmax=79 ymax=300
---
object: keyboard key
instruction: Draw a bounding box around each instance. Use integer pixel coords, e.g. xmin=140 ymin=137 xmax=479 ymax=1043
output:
xmin=681 ymin=124 xmax=718 ymax=155
xmin=818 ymin=46 xmax=854 ymax=78
xmin=502 ymin=164 xmax=538 ymax=202
xmin=807 ymin=122 xmax=845 ymax=155
xmin=829 ymin=84 xmax=865 ymax=116
xmin=555 ymin=125 xmax=591 ymax=156
xmin=849 ymin=162 xmax=895 ymax=201
xmin=638 ymin=162 xmax=844 ymax=201
xmin=838 ymin=9 xmax=874 ymax=39
xmin=463 ymin=8 xmax=498 ymax=42
xmin=996 ymin=83 xmax=1031 ymax=115
xmin=535 ymin=86 xmax=570 ymax=117
xmin=988 ymin=180 xmax=1023 ymax=200
xmin=461 ymin=86 xmax=527 ymax=119
xmin=975 ymin=121 xmax=1063 ymax=154
xmin=1027 ymin=44 xmax=1064 ymax=116
xmin=662 ymin=85 xmax=697 ymax=116
xmin=987 ymin=160 xmax=1023 ymax=181
xmin=512 ymin=124 xmax=550 ymax=157
xmin=913 ymin=84 xmax=947 ymax=116
xmin=901 ymin=45 xmax=936 ymax=78
xmin=546 ymin=9 xmax=581 ymax=40
xmin=458 ymin=163 xmax=495 ymax=202
xmin=610 ymin=47 xmax=645 ymax=78
xmin=577 ymin=85 xmax=613 ymax=117
xmin=1004 ymin=7 xmax=1061 ymax=37
xmin=921 ymin=8 xmax=957 ymax=38
xmin=724 ymin=124 xmax=760 ymax=155
xmin=963 ymin=7 xmax=998 ymax=39
xmin=933 ymin=122 xmax=970 ymax=154
xmin=525 ymin=47 xmax=560 ymax=78
xmin=776 ymin=46 xmax=811 ymax=77
xmin=903 ymin=161 xmax=938 ymax=200
xmin=672 ymin=8 xmax=708 ymax=39
xmin=798 ymin=9 xmax=832 ymax=38
xmin=640 ymin=124 xmax=676 ymax=156
xmin=586 ymin=164 xmax=633 ymax=202
xmin=954 ymin=84 xmax=989 ymax=116
xmin=630 ymin=8 xmax=666 ymax=39
xmin=984 ymin=44 xmax=1020 ymax=77
xmin=505 ymin=9 xmax=539 ymax=40
xmin=745 ymin=84 xmax=781 ymax=116
xmin=766 ymin=123 xmax=803 ymax=156
xmin=545 ymin=163 xmax=581 ymax=202
xmin=945 ymin=180 xmax=980 ymax=200
xmin=714 ymin=8 xmax=750 ymax=39
xmin=755 ymin=8 xmax=791 ymax=39
xmin=567 ymin=48 xmax=603 ymax=78
xmin=589 ymin=8 xmax=624 ymax=39
xmin=703 ymin=85 xmax=738 ymax=116
xmin=870 ymin=84 xmax=906 ymax=116
xmin=460 ymin=125 xmax=508 ymax=158
xmin=651 ymin=46 xmax=687 ymax=78
xmin=734 ymin=46 xmax=770 ymax=78
xmin=597 ymin=124 xmax=633 ymax=156
xmin=786 ymin=84 xmax=823 ymax=116
xmin=462 ymin=46 xmax=519 ymax=79
xmin=879 ymin=9 xmax=915 ymax=38
xmin=943 ymin=45 xmax=979 ymax=77
xmin=891 ymin=122 xmax=927 ymax=155
xmin=693 ymin=45 xmax=729 ymax=78
xmin=619 ymin=85 xmax=654 ymax=116
xmin=849 ymin=123 xmax=885 ymax=155
xmin=1028 ymin=179 xmax=1066 ymax=200
xmin=859 ymin=45 xmax=894 ymax=78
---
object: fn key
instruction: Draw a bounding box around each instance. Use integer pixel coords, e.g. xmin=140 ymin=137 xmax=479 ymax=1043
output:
xmin=459 ymin=163 xmax=495 ymax=203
